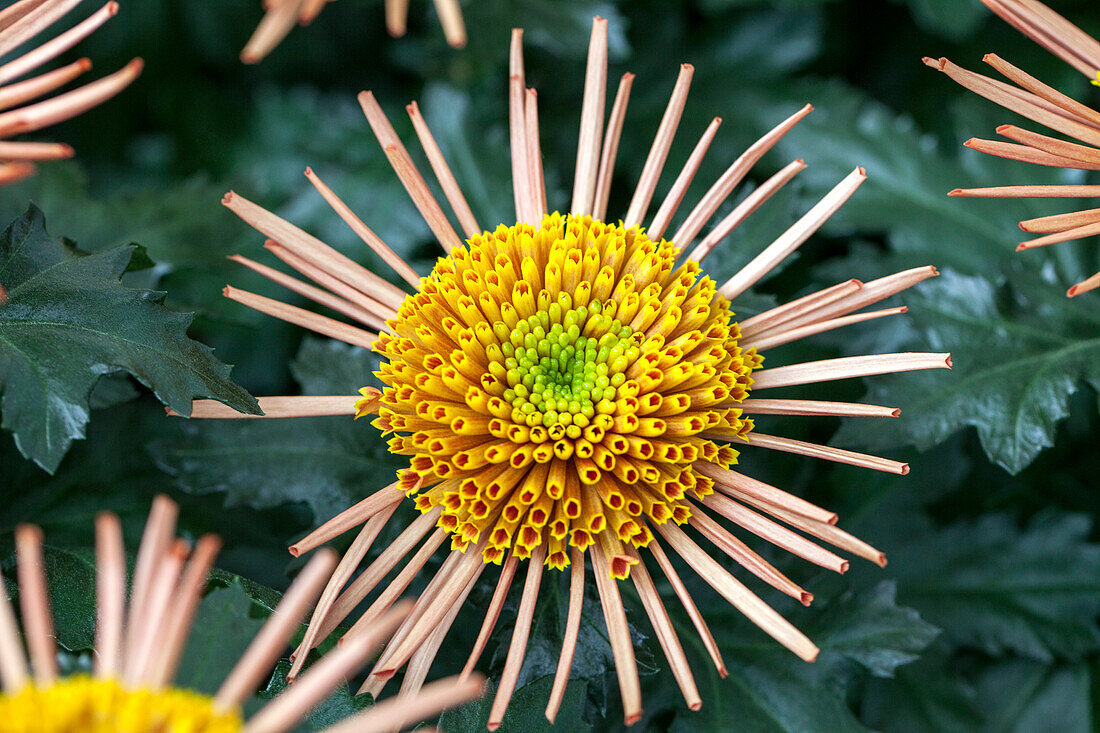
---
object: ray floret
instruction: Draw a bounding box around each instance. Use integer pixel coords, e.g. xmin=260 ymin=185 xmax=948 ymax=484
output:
xmin=928 ymin=0 xmax=1100 ymax=296
xmin=189 ymin=16 xmax=950 ymax=727
xmin=0 ymin=0 xmax=142 ymax=184
xmin=243 ymin=0 xmax=466 ymax=64
xmin=0 ymin=495 xmax=483 ymax=731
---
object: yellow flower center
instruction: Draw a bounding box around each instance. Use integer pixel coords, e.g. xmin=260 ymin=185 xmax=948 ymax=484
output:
xmin=362 ymin=213 xmax=760 ymax=577
xmin=494 ymin=300 xmax=641 ymax=430
xmin=0 ymin=676 xmax=242 ymax=732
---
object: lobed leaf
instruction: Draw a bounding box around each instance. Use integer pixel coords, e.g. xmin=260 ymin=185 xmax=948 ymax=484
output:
xmin=640 ymin=574 xmax=937 ymax=732
xmin=888 ymin=512 xmax=1100 ymax=661
xmin=835 ymin=269 xmax=1100 ymax=474
xmin=0 ymin=206 xmax=258 ymax=473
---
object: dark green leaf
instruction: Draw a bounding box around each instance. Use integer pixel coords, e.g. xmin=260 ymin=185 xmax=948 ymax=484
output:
xmin=517 ymin=593 xmax=623 ymax=695
xmin=889 ymin=512 xmax=1100 ymax=660
xmin=0 ymin=396 xmax=314 ymax=590
xmin=0 ymin=405 xmax=163 ymax=548
xmin=176 ymin=578 xmax=268 ymax=695
xmin=0 ymin=544 xmax=99 ymax=653
xmin=148 ymin=414 xmax=400 ymax=524
xmin=673 ymin=654 xmax=869 ymax=733
xmin=701 ymin=178 xmax=805 ymax=296
xmin=251 ymin=660 xmax=371 ymax=732
xmin=150 ymin=336 xmax=401 ymax=522
xmin=290 ymin=337 xmax=381 ymax=397
xmin=975 ymin=657 xmax=1100 ymax=733
xmin=420 ymin=82 xmax=515 ymax=235
xmin=698 ymin=0 xmax=835 ymax=8
xmin=835 ymin=269 xmax=1100 ymax=474
xmin=888 ymin=0 xmax=987 ymax=40
xmin=812 ymin=581 xmax=940 ymax=679
xmin=438 ymin=675 xmax=590 ymax=733
xmin=644 ymin=570 xmax=936 ymax=732
xmin=860 ymin=647 xmax=982 ymax=732
xmin=87 ymin=374 xmax=141 ymax=410
xmin=0 ymin=168 xmax=251 ymax=304
xmin=0 ymin=206 xmax=259 ymax=472
xmin=762 ymin=82 xmax=1070 ymax=276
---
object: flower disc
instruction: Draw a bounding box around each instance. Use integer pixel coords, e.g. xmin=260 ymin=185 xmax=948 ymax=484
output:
xmin=0 ymin=676 xmax=242 ymax=732
xmin=364 ymin=213 xmax=760 ymax=576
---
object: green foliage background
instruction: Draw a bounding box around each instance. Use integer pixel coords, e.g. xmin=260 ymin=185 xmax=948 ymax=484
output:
xmin=2 ymin=0 xmax=1100 ymax=729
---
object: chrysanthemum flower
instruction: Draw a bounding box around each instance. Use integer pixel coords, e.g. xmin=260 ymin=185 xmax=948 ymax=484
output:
xmin=0 ymin=0 xmax=142 ymax=185
xmin=243 ymin=0 xmax=466 ymax=64
xmin=926 ymin=0 xmax=1100 ymax=297
xmin=0 ymin=495 xmax=483 ymax=732
xmin=189 ymin=17 xmax=950 ymax=727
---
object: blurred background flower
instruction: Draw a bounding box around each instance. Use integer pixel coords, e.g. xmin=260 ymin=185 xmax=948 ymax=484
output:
xmin=0 ymin=496 xmax=482 ymax=731
xmin=0 ymin=1 xmax=1099 ymax=731
xmin=242 ymin=0 xmax=466 ymax=65
xmin=0 ymin=0 xmax=142 ymax=185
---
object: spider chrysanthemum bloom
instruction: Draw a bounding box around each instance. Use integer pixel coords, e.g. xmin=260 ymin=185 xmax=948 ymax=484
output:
xmin=927 ymin=0 xmax=1100 ymax=297
xmin=0 ymin=495 xmax=483 ymax=732
xmin=243 ymin=0 xmax=466 ymax=64
xmin=0 ymin=0 xmax=142 ymax=186
xmin=189 ymin=18 xmax=951 ymax=727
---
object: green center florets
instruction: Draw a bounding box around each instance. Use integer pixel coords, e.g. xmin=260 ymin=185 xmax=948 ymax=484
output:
xmin=493 ymin=300 xmax=642 ymax=434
